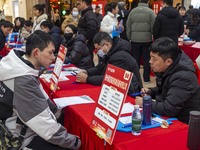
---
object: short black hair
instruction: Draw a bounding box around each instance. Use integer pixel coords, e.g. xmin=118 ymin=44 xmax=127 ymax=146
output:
xmin=140 ymin=0 xmax=149 ymax=3
xmin=24 ymin=20 xmax=33 ymax=27
xmin=40 ymin=21 xmax=53 ymax=30
xmin=150 ymin=37 xmax=180 ymax=61
xmin=81 ymin=0 xmax=92 ymax=6
xmin=0 ymin=20 xmax=13 ymax=28
xmin=163 ymin=0 xmax=173 ymax=6
xmin=95 ymin=5 xmax=100 ymax=9
xmin=26 ymin=30 xmax=54 ymax=56
xmin=93 ymin=32 xmax=113 ymax=45
xmin=33 ymin=3 xmax=46 ymax=14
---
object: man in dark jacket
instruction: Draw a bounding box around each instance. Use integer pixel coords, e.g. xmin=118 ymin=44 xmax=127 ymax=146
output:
xmin=78 ymin=0 xmax=98 ymax=61
xmin=136 ymin=37 xmax=200 ymax=124
xmin=40 ymin=21 xmax=63 ymax=55
xmin=76 ymin=32 xmax=143 ymax=94
xmin=153 ymin=0 xmax=184 ymax=44
xmin=118 ymin=1 xmax=130 ymax=41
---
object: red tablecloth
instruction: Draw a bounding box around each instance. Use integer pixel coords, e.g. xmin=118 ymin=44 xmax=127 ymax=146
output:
xmin=180 ymin=45 xmax=200 ymax=62
xmin=40 ymin=74 xmax=189 ymax=150
xmin=0 ymin=46 xmax=9 ymax=57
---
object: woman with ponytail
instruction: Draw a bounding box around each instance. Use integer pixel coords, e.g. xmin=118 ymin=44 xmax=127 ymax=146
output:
xmin=32 ymin=3 xmax=48 ymax=32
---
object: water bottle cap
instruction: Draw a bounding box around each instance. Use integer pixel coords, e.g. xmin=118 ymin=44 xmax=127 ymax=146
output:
xmin=189 ymin=111 xmax=200 ymax=119
xmin=134 ymin=105 xmax=140 ymax=109
xmin=143 ymin=95 xmax=152 ymax=101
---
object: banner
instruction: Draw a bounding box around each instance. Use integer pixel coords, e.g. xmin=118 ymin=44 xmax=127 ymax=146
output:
xmin=90 ymin=64 xmax=133 ymax=145
xmin=50 ymin=44 xmax=67 ymax=92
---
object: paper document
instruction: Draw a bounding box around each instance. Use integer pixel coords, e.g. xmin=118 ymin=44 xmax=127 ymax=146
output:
xmin=121 ymin=102 xmax=134 ymax=114
xmin=54 ymin=95 xmax=95 ymax=108
xmin=40 ymin=71 xmax=69 ymax=82
xmin=192 ymin=42 xmax=200 ymax=48
xmin=196 ymin=55 xmax=200 ymax=69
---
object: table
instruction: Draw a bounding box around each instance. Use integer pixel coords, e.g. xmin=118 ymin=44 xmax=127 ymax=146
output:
xmin=180 ymin=44 xmax=200 ymax=62
xmin=40 ymin=72 xmax=189 ymax=150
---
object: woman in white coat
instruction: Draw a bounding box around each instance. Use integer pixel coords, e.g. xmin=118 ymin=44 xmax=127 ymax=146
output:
xmin=100 ymin=2 xmax=124 ymax=38
xmin=32 ymin=4 xmax=48 ymax=33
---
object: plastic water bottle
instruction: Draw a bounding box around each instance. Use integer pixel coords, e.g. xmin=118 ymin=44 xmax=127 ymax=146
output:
xmin=142 ymin=95 xmax=152 ymax=125
xmin=132 ymin=105 xmax=142 ymax=136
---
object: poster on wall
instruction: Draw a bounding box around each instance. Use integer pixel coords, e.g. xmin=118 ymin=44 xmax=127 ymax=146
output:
xmin=90 ymin=64 xmax=133 ymax=145
xmin=92 ymin=1 xmax=107 ymax=16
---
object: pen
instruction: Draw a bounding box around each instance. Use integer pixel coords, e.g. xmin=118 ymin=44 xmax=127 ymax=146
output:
xmin=72 ymin=70 xmax=77 ymax=75
xmin=130 ymin=92 xmax=144 ymax=97
xmin=122 ymin=123 xmax=132 ymax=128
xmin=71 ymin=72 xmax=77 ymax=76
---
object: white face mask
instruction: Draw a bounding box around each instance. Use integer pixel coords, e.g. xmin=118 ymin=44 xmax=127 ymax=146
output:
xmin=97 ymin=49 xmax=105 ymax=58
xmin=72 ymin=11 xmax=79 ymax=17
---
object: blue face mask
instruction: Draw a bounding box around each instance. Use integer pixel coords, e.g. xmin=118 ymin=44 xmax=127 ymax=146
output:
xmin=97 ymin=49 xmax=105 ymax=58
xmin=72 ymin=11 xmax=79 ymax=17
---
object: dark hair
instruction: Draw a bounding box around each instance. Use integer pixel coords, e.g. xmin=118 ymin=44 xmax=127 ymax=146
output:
xmin=81 ymin=0 xmax=92 ymax=6
xmin=191 ymin=9 xmax=200 ymax=24
xmin=26 ymin=30 xmax=54 ymax=56
xmin=163 ymin=0 xmax=173 ymax=6
xmin=150 ymin=37 xmax=180 ymax=61
xmin=175 ymin=3 xmax=181 ymax=9
xmin=24 ymin=20 xmax=33 ymax=27
xmin=178 ymin=6 xmax=186 ymax=11
xmin=140 ymin=0 xmax=149 ymax=3
xmin=14 ymin=17 xmax=25 ymax=29
xmin=93 ymin=32 xmax=113 ymax=45
xmin=40 ymin=21 xmax=53 ymax=30
xmin=95 ymin=5 xmax=100 ymax=9
xmin=66 ymin=24 xmax=78 ymax=34
xmin=189 ymin=5 xmax=193 ymax=9
xmin=105 ymin=2 xmax=118 ymax=14
xmin=0 ymin=20 xmax=13 ymax=28
xmin=33 ymin=3 xmax=46 ymax=14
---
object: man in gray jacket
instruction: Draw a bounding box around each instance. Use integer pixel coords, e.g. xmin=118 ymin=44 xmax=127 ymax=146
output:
xmin=0 ymin=30 xmax=81 ymax=150
xmin=126 ymin=0 xmax=156 ymax=83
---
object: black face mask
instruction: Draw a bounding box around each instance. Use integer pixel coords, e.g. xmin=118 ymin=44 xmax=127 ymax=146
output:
xmin=64 ymin=33 xmax=73 ymax=42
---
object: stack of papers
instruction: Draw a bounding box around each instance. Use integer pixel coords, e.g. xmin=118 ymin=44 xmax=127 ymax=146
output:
xmin=54 ymin=95 xmax=95 ymax=109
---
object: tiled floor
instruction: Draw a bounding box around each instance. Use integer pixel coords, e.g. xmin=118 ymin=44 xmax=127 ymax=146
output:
xmin=93 ymin=53 xmax=156 ymax=88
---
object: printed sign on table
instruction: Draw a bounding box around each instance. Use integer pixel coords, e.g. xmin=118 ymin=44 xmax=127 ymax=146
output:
xmin=50 ymin=44 xmax=67 ymax=92
xmin=90 ymin=64 xmax=133 ymax=145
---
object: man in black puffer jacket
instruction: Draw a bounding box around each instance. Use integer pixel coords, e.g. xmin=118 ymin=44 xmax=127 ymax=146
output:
xmin=78 ymin=0 xmax=98 ymax=61
xmin=136 ymin=37 xmax=200 ymax=124
xmin=76 ymin=32 xmax=143 ymax=94
xmin=153 ymin=0 xmax=184 ymax=44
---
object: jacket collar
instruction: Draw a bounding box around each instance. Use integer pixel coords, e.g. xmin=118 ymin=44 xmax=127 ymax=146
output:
xmin=35 ymin=14 xmax=48 ymax=23
xmin=107 ymin=11 xmax=120 ymax=18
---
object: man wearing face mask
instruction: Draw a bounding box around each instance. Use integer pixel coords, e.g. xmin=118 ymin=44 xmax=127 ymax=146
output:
xmin=76 ymin=32 xmax=143 ymax=94
xmin=62 ymin=24 xmax=94 ymax=69
xmin=61 ymin=7 xmax=80 ymax=32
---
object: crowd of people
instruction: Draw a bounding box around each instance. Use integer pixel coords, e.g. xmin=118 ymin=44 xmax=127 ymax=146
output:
xmin=0 ymin=0 xmax=200 ymax=149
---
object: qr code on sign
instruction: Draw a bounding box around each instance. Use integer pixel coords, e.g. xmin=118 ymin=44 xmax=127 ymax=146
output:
xmin=106 ymin=128 xmax=112 ymax=139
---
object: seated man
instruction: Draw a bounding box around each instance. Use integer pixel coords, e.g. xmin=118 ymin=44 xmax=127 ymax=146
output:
xmin=40 ymin=21 xmax=63 ymax=55
xmin=0 ymin=30 xmax=81 ymax=150
xmin=136 ymin=37 xmax=200 ymax=124
xmin=76 ymin=32 xmax=143 ymax=94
